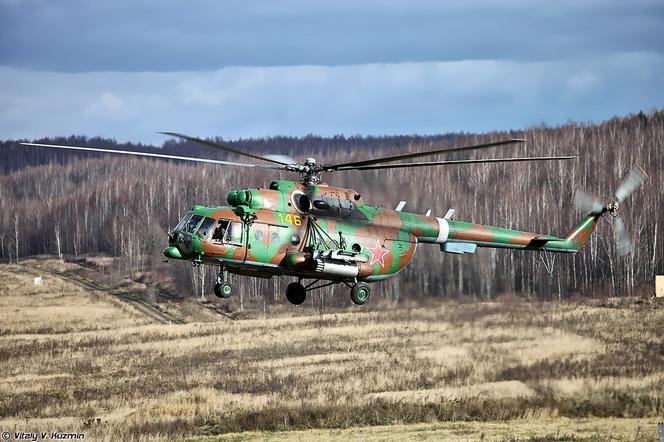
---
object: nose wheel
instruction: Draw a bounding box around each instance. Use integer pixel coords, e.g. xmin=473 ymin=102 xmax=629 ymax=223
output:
xmin=214 ymin=266 xmax=233 ymax=298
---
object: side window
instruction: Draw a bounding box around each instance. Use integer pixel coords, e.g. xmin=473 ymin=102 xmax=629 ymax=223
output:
xmin=253 ymin=224 xmax=266 ymax=241
xmin=212 ymin=220 xmax=230 ymax=243
xmin=196 ymin=217 xmax=216 ymax=239
xmin=268 ymin=225 xmax=288 ymax=244
xmin=226 ymin=221 xmax=243 ymax=244
xmin=211 ymin=220 xmax=243 ymax=244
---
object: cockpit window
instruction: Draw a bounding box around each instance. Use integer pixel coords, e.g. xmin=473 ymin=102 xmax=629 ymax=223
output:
xmin=211 ymin=219 xmax=243 ymax=244
xmin=185 ymin=215 xmax=204 ymax=233
xmin=174 ymin=212 xmax=192 ymax=231
xmin=212 ymin=220 xmax=229 ymax=242
xmin=226 ymin=221 xmax=243 ymax=244
xmin=196 ymin=217 xmax=216 ymax=239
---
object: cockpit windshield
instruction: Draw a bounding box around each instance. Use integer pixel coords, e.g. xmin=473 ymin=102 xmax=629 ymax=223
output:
xmin=174 ymin=212 xmax=192 ymax=231
xmin=174 ymin=213 xmax=244 ymax=245
xmin=185 ymin=215 xmax=204 ymax=233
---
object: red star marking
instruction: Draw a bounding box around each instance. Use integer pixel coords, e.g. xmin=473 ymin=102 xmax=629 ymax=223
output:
xmin=368 ymin=239 xmax=390 ymax=267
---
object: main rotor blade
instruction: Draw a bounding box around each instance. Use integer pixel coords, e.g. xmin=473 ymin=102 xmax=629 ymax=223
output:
xmin=20 ymin=142 xmax=285 ymax=170
xmin=326 ymin=138 xmax=526 ymax=170
xmin=159 ymin=131 xmax=294 ymax=166
xmin=574 ymin=189 xmax=604 ymax=214
xmin=333 ymin=154 xmax=577 ymax=171
xmin=613 ymin=216 xmax=632 ymax=256
xmin=614 ymin=165 xmax=648 ymax=203
xmin=264 ymin=153 xmax=298 ymax=165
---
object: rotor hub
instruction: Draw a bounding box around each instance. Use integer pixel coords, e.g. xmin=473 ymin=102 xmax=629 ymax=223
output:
xmin=607 ymin=201 xmax=619 ymax=217
xmin=290 ymin=158 xmax=324 ymax=184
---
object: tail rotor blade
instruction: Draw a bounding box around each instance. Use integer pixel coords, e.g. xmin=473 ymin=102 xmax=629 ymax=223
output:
xmin=574 ymin=189 xmax=604 ymax=213
xmin=615 ymin=165 xmax=648 ymax=203
xmin=613 ymin=216 xmax=632 ymax=256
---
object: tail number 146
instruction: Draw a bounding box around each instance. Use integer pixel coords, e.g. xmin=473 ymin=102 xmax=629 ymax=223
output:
xmin=278 ymin=213 xmax=302 ymax=226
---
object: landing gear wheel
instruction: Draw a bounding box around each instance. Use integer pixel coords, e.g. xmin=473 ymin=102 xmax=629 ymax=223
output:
xmin=350 ymin=282 xmax=371 ymax=305
xmin=286 ymin=282 xmax=307 ymax=305
xmin=214 ymin=282 xmax=233 ymax=298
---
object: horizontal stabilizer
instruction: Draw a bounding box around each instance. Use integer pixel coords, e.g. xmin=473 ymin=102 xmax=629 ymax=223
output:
xmin=441 ymin=242 xmax=477 ymax=254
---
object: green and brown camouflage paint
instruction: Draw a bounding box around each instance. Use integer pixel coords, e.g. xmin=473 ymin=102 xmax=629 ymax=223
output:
xmin=165 ymin=180 xmax=602 ymax=282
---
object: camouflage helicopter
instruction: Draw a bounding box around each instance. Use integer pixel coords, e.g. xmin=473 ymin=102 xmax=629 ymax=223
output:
xmin=22 ymin=134 xmax=646 ymax=305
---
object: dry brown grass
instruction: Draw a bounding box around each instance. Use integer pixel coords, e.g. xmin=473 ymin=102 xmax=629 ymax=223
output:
xmin=192 ymin=418 xmax=660 ymax=441
xmin=1 ymin=262 xmax=663 ymax=441
xmin=0 ymin=264 xmax=151 ymax=334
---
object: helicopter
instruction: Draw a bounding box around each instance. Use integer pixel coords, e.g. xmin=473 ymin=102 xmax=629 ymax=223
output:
xmin=21 ymin=134 xmax=647 ymax=305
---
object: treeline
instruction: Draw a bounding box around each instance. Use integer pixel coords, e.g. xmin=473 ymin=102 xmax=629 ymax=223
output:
xmin=0 ymin=110 xmax=662 ymax=305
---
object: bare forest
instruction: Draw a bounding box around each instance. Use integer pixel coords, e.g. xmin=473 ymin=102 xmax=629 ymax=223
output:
xmin=1 ymin=110 xmax=662 ymax=306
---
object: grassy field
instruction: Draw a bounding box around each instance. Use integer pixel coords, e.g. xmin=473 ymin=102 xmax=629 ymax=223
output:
xmin=0 ymin=261 xmax=662 ymax=441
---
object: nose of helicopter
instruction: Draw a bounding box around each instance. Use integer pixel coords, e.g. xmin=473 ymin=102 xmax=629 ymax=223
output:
xmin=164 ymin=231 xmax=192 ymax=259
xmin=163 ymin=245 xmax=183 ymax=259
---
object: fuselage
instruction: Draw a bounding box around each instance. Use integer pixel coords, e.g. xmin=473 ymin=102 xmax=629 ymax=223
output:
xmin=166 ymin=180 xmax=428 ymax=281
xmin=165 ymin=179 xmax=589 ymax=283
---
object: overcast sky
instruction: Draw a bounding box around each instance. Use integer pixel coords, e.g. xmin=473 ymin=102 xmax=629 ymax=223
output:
xmin=1 ymin=0 xmax=663 ymax=143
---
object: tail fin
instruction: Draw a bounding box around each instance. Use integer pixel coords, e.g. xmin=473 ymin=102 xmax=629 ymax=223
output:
xmin=563 ymin=213 xmax=602 ymax=251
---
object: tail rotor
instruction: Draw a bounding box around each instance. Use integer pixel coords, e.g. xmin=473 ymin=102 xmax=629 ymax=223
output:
xmin=615 ymin=165 xmax=648 ymax=203
xmin=612 ymin=216 xmax=631 ymax=256
xmin=573 ymin=165 xmax=648 ymax=256
xmin=574 ymin=189 xmax=604 ymax=214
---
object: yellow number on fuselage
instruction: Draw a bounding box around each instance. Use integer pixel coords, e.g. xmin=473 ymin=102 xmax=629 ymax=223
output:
xmin=278 ymin=213 xmax=302 ymax=226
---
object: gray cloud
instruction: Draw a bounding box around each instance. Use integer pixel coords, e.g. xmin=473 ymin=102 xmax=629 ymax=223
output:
xmin=2 ymin=52 xmax=662 ymax=143
xmin=1 ymin=0 xmax=662 ymax=71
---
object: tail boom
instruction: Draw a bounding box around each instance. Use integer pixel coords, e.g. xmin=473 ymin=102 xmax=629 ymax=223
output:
xmin=411 ymin=213 xmax=602 ymax=254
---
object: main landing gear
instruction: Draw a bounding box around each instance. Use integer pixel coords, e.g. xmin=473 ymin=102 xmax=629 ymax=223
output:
xmin=284 ymin=279 xmax=372 ymax=306
xmin=349 ymin=282 xmax=371 ymax=305
xmin=285 ymin=282 xmax=307 ymax=305
xmin=214 ymin=266 xmax=233 ymax=298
